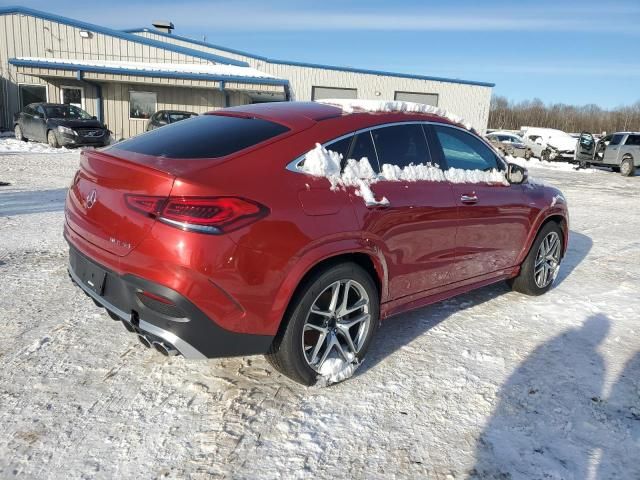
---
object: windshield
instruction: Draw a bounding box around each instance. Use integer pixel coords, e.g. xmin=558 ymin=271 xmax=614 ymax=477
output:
xmin=44 ymin=105 xmax=93 ymax=120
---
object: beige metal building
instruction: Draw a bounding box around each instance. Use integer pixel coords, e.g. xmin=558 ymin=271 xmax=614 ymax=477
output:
xmin=0 ymin=7 xmax=494 ymax=140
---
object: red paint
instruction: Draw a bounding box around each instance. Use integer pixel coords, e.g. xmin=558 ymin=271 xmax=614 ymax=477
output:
xmin=64 ymin=102 xmax=569 ymax=339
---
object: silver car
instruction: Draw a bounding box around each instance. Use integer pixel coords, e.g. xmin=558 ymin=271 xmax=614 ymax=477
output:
xmin=575 ymin=131 xmax=640 ymax=176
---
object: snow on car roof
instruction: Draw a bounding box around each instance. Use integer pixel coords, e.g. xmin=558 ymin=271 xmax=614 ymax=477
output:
xmin=315 ymin=99 xmax=473 ymax=131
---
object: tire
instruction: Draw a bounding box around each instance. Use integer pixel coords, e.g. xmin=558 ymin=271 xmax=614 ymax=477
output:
xmin=524 ymin=149 xmax=532 ymax=160
xmin=541 ymin=149 xmax=550 ymax=162
xmin=620 ymin=157 xmax=635 ymax=177
xmin=14 ymin=124 xmax=27 ymax=142
xmin=47 ymin=130 xmax=60 ymax=148
xmin=266 ymin=262 xmax=379 ymax=386
xmin=509 ymin=222 xmax=563 ymax=296
xmin=578 ymin=159 xmax=591 ymax=169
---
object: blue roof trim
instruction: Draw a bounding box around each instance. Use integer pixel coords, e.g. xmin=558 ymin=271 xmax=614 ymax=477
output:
xmin=123 ymin=27 xmax=495 ymax=88
xmin=9 ymin=58 xmax=290 ymax=87
xmin=0 ymin=6 xmax=249 ymax=67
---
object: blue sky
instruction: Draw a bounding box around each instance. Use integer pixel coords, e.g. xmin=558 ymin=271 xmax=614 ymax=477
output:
xmin=5 ymin=0 xmax=640 ymax=108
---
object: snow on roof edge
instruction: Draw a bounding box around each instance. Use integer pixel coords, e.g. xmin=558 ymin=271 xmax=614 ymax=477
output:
xmin=315 ymin=99 xmax=473 ymax=131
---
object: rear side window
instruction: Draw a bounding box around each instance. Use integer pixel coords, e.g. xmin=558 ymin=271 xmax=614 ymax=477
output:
xmin=625 ymin=134 xmax=640 ymax=146
xmin=349 ymin=132 xmax=379 ymax=172
xmin=326 ymin=136 xmax=354 ymax=169
xmin=371 ymin=124 xmax=431 ymax=169
xmin=109 ymin=114 xmax=289 ymax=159
xmin=609 ymin=134 xmax=625 ymax=146
xmin=433 ymin=125 xmax=500 ymax=171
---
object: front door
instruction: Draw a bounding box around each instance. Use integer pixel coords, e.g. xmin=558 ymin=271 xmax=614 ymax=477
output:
xmin=60 ymin=87 xmax=83 ymax=109
xmin=575 ymin=132 xmax=596 ymax=164
xmin=429 ymin=124 xmax=533 ymax=281
xmin=32 ymin=105 xmax=48 ymax=142
xmin=604 ymin=133 xmax=625 ymax=165
xmin=346 ymin=125 xmax=458 ymax=299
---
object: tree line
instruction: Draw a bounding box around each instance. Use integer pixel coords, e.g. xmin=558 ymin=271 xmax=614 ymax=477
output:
xmin=488 ymin=95 xmax=640 ymax=134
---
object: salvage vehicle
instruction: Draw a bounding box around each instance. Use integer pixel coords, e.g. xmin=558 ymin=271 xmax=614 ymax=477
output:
xmin=486 ymin=131 xmax=532 ymax=159
xmin=146 ymin=110 xmax=198 ymax=132
xmin=64 ymin=101 xmax=569 ymax=385
xmin=575 ymin=131 xmax=639 ymax=176
xmin=14 ymin=103 xmax=110 ymax=148
xmin=521 ymin=127 xmax=576 ymax=162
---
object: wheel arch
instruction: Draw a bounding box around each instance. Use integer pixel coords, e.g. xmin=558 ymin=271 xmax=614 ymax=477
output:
xmin=518 ymin=211 xmax=569 ymax=265
xmin=271 ymin=248 xmax=386 ymax=344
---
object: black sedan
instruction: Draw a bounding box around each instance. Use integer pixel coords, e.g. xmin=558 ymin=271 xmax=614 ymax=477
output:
xmin=14 ymin=103 xmax=110 ymax=148
xmin=146 ymin=110 xmax=198 ymax=131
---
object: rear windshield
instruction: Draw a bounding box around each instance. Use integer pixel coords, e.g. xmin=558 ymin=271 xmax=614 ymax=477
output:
xmin=109 ymin=114 xmax=289 ymax=159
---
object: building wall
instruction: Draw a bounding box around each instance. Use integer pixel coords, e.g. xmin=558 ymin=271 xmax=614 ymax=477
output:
xmin=0 ymin=12 xmax=216 ymax=129
xmin=134 ymin=31 xmax=493 ymax=131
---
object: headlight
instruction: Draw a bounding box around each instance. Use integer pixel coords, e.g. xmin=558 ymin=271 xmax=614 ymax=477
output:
xmin=57 ymin=125 xmax=76 ymax=135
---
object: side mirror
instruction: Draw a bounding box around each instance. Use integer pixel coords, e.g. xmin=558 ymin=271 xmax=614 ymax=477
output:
xmin=92 ymin=116 xmax=97 ymax=120
xmin=158 ymin=120 xmax=168 ymax=126
xmin=507 ymin=163 xmax=528 ymax=184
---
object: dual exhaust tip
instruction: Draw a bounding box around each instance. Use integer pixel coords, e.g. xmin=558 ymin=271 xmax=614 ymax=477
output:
xmin=137 ymin=332 xmax=178 ymax=356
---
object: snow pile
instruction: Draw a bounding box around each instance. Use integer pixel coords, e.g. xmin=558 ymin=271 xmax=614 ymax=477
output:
xmin=315 ymin=352 xmax=361 ymax=387
xmin=301 ymin=143 xmax=508 ymax=205
xmin=0 ymin=137 xmax=70 ymax=154
xmin=16 ymin=57 xmax=277 ymax=80
xmin=316 ymin=99 xmax=473 ymax=131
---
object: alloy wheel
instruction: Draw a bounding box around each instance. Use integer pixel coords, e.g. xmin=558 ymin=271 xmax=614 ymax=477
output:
xmin=302 ymin=279 xmax=371 ymax=373
xmin=534 ymin=231 xmax=561 ymax=288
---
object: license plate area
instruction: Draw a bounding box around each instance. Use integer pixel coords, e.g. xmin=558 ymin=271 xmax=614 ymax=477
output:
xmin=76 ymin=255 xmax=107 ymax=295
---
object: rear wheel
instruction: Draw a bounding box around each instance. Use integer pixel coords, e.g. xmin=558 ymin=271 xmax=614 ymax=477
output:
xmin=541 ymin=149 xmax=551 ymax=162
xmin=509 ymin=222 xmax=563 ymax=296
xmin=47 ymin=130 xmax=60 ymax=148
xmin=266 ymin=263 xmax=379 ymax=386
xmin=579 ymin=159 xmax=591 ymax=169
xmin=524 ymin=149 xmax=532 ymax=160
xmin=14 ymin=124 xmax=27 ymax=142
xmin=620 ymin=157 xmax=635 ymax=177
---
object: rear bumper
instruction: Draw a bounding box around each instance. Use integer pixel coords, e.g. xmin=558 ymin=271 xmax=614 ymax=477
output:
xmin=67 ymin=245 xmax=274 ymax=359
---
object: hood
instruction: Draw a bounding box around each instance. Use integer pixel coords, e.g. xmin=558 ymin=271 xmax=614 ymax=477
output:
xmin=546 ymin=136 xmax=576 ymax=151
xmin=47 ymin=118 xmax=105 ymax=129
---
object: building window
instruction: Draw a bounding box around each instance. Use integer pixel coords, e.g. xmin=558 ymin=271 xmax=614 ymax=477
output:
xmin=19 ymin=84 xmax=47 ymax=109
xmin=311 ymin=86 xmax=357 ymax=100
xmin=129 ymin=91 xmax=157 ymax=119
xmin=60 ymin=86 xmax=83 ymax=109
xmin=394 ymin=91 xmax=439 ymax=106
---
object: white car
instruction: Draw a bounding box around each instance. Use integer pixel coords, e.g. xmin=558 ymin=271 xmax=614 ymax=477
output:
xmin=521 ymin=127 xmax=577 ymax=162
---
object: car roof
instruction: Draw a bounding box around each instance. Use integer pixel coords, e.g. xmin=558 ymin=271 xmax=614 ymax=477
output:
xmin=210 ymin=101 xmax=458 ymax=131
xmin=158 ymin=110 xmax=198 ymax=114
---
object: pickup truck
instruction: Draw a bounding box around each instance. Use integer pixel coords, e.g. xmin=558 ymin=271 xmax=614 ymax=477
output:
xmin=575 ymin=131 xmax=639 ymax=176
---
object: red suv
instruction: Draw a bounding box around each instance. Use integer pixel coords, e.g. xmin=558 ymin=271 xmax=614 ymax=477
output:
xmin=64 ymin=101 xmax=568 ymax=385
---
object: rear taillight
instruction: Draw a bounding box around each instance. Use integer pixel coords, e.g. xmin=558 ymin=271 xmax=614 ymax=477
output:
xmin=125 ymin=195 xmax=268 ymax=234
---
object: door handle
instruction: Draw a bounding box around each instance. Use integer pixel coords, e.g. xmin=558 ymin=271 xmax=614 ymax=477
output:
xmin=460 ymin=194 xmax=478 ymax=204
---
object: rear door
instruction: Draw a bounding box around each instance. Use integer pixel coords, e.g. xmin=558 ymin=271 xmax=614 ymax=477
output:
xmin=575 ymin=132 xmax=596 ymax=163
xmin=20 ymin=105 xmax=36 ymax=138
xmin=349 ymin=124 xmax=457 ymax=299
xmin=429 ymin=124 xmax=532 ymax=281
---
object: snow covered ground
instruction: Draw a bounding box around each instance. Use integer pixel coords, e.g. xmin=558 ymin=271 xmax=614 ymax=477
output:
xmin=0 ymin=148 xmax=638 ymax=479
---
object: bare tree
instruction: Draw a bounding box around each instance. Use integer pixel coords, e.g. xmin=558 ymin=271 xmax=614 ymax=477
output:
xmin=488 ymin=96 xmax=640 ymax=134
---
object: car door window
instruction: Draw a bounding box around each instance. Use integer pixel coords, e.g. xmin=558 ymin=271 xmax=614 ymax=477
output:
xmin=349 ymin=132 xmax=379 ymax=172
xmin=325 ymin=135 xmax=354 ymax=169
xmin=35 ymin=105 xmax=46 ymax=118
xmin=371 ymin=124 xmax=431 ymax=169
xmin=433 ymin=125 xmax=500 ymax=171
xmin=624 ymin=135 xmax=640 ymax=146
xmin=610 ymin=134 xmax=624 ymax=146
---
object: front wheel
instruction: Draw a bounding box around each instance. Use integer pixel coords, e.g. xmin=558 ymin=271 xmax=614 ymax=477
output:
xmin=266 ymin=263 xmax=379 ymax=386
xmin=509 ymin=222 xmax=563 ymax=296
xmin=620 ymin=157 xmax=635 ymax=177
xmin=14 ymin=124 xmax=27 ymax=142
xmin=47 ymin=130 xmax=60 ymax=148
xmin=540 ymin=149 xmax=551 ymax=162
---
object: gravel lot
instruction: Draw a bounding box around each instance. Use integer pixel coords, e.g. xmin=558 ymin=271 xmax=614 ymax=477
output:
xmin=0 ymin=147 xmax=638 ymax=479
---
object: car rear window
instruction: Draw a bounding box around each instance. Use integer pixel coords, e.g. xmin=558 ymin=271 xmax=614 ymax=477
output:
xmin=109 ymin=114 xmax=289 ymax=159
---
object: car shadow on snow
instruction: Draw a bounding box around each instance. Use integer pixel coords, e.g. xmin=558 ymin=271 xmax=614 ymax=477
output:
xmin=469 ymin=314 xmax=640 ymax=479
xmin=0 ymin=188 xmax=68 ymax=216
xmin=359 ymin=229 xmax=592 ymax=377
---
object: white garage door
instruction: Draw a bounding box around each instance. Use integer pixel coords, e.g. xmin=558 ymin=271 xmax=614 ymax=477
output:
xmin=312 ymin=86 xmax=358 ymax=100
xmin=394 ymin=91 xmax=439 ymax=106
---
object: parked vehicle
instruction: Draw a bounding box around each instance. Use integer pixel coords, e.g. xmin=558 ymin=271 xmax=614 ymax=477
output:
xmin=14 ymin=103 xmax=110 ymax=148
xmin=521 ymin=127 xmax=576 ymax=162
xmin=575 ymin=131 xmax=639 ymax=176
xmin=64 ymin=101 xmax=569 ymax=385
xmin=486 ymin=131 xmax=532 ymax=159
xmin=146 ymin=110 xmax=198 ymax=131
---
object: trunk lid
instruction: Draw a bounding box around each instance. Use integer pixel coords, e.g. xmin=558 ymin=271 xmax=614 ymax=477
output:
xmin=66 ymin=149 xmax=175 ymax=256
